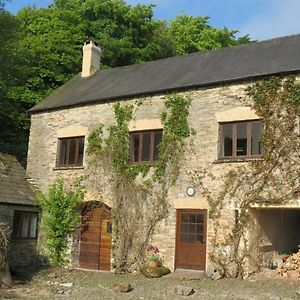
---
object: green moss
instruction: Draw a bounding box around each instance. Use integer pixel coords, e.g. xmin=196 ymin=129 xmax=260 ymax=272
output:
xmin=0 ymin=154 xmax=15 ymax=175
xmin=140 ymin=265 xmax=171 ymax=278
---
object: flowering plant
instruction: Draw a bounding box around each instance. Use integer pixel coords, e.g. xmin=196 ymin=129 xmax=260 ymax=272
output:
xmin=146 ymin=245 xmax=163 ymax=265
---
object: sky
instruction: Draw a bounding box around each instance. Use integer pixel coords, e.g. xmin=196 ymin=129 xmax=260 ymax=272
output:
xmin=5 ymin=0 xmax=300 ymax=41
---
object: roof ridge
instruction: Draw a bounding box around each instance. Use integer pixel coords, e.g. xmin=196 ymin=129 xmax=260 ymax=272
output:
xmin=93 ymin=33 xmax=300 ymax=75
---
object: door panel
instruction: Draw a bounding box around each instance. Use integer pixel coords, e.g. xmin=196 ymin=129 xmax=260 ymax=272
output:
xmin=79 ymin=207 xmax=112 ymax=270
xmin=175 ymin=209 xmax=207 ymax=271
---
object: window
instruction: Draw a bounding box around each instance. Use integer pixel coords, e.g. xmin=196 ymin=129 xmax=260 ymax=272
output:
xmin=219 ymin=120 xmax=262 ymax=159
xmin=13 ymin=211 xmax=38 ymax=239
xmin=129 ymin=130 xmax=163 ymax=163
xmin=57 ymin=136 xmax=84 ymax=167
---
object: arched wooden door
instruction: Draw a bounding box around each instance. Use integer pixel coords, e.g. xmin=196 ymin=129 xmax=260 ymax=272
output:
xmin=79 ymin=207 xmax=112 ymax=270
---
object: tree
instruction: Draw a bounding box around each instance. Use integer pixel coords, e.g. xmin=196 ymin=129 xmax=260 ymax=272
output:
xmin=0 ymin=10 xmax=30 ymax=164
xmin=0 ymin=0 xmax=7 ymax=11
xmin=1 ymin=0 xmax=251 ymax=163
xmin=169 ymin=15 xmax=250 ymax=55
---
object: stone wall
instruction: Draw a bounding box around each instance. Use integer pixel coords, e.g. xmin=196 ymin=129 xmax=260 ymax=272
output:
xmin=27 ymin=82 xmax=256 ymax=271
xmin=0 ymin=204 xmax=39 ymax=270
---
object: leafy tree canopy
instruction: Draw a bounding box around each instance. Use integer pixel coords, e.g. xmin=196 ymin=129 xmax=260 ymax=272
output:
xmin=1 ymin=0 xmax=251 ymax=163
xmin=169 ymin=15 xmax=250 ymax=54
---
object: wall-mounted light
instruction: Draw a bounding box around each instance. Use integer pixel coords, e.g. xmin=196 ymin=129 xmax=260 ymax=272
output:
xmin=186 ymin=186 xmax=196 ymax=197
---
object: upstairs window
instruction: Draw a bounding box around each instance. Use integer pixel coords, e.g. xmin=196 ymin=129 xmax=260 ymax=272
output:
xmin=57 ymin=136 xmax=84 ymax=167
xmin=219 ymin=120 xmax=262 ymax=159
xmin=129 ymin=130 xmax=163 ymax=163
xmin=13 ymin=211 xmax=38 ymax=239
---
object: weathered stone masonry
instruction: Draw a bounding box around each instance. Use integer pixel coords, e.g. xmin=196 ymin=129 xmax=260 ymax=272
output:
xmin=27 ymin=82 xmax=254 ymax=271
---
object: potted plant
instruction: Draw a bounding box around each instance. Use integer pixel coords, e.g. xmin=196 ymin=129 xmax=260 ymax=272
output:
xmin=146 ymin=245 xmax=162 ymax=267
xmin=141 ymin=245 xmax=171 ymax=278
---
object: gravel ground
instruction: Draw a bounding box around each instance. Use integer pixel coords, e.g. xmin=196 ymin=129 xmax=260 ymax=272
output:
xmin=1 ymin=267 xmax=300 ymax=300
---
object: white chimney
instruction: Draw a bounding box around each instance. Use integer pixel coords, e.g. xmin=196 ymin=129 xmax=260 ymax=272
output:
xmin=81 ymin=41 xmax=101 ymax=77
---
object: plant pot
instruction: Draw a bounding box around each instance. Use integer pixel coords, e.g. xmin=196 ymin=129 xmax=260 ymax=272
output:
xmin=147 ymin=261 xmax=160 ymax=268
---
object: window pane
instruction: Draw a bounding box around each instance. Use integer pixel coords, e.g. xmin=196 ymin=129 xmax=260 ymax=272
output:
xmin=236 ymin=123 xmax=247 ymax=156
xmin=196 ymin=214 xmax=203 ymax=223
xmin=181 ymin=234 xmax=188 ymax=243
xmin=21 ymin=214 xmax=30 ymax=238
xmin=181 ymin=214 xmax=188 ymax=223
xmin=58 ymin=137 xmax=85 ymax=167
xmin=189 ymin=214 xmax=196 ymax=223
xmin=142 ymin=133 xmax=151 ymax=161
xmin=30 ymin=215 xmax=37 ymax=238
xmin=153 ymin=131 xmax=162 ymax=160
xmin=223 ymin=124 xmax=233 ymax=156
xmin=77 ymin=138 xmax=84 ymax=165
xmin=69 ymin=139 xmax=76 ymax=164
xmin=181 ymin=234 xmax=194 ymax=244
xmin=251 ymin=122 xmax=262 ymax=155
xmin=132 ymin=134 xmax=140 ymax=162
xmin=196 ymin=225 xmax=203 ymax=234
xmin=13 ymin=212 xmax=38 ymax=239
xmin=181 ymin=224 xmax=188 ymax=234
xmin=59 ymin=140 xmax=68 ymax=165
xmin=188 ymin=224 xmax=195 ymax=233
xmin=187 ymin=235 xmax=195 ymax=243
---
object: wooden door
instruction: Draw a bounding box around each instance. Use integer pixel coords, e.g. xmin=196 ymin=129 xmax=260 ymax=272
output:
xmin=175 ymin=209 xmax=207 ymax=271
xmin=79 ymin=207 xmax=112 ymax=270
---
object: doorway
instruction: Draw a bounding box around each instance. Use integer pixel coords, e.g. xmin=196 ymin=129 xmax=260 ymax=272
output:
xmin=79 ymin=206 xmax=112 ymax=270
xmin=175 ymin=209 xmax=207 ymax=271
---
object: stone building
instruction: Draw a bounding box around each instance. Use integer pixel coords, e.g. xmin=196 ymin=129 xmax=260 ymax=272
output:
xmin=0 ymin=153 xmax=39 ymax=270
xmin=27 ymin=35 xmax=300 ymax=272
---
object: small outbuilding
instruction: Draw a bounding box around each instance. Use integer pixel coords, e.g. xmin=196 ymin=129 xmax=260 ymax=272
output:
xmin=0 ymin=153 xmax=39 ymax=270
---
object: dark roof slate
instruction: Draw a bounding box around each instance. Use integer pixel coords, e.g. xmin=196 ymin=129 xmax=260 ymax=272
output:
xmin=30 ymin=34 xmax=300 ymax=113
xmin=0 ymin=153 xmax=37 ymax=206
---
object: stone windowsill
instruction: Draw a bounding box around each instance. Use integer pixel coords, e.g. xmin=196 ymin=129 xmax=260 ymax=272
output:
xmin=213 ymin=157 xmax=263 ymax=164
xmin=53 ymin=166 xmax=85 ymax=171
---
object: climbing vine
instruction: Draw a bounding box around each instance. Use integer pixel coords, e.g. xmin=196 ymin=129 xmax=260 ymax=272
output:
xmin=192 ymin=77 xmax=300 ymax=278
xmin=87 ymin=94 xmax=192 ymax=272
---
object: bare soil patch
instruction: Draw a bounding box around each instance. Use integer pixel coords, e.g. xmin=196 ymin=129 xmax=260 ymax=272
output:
xmin=0 ymin=267 xmax=299 ymax=300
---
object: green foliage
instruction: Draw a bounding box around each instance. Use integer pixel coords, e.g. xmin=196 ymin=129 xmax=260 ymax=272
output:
xmin=169 ymin=15 xmax=250 ymax=55
xmin=88 ymin=103 xmax=134 ymax=176
xmin=192 ymin=76 xmax=300 ymax=278
xmin=1 ymin=1 xmax=251 ymax=162
xmin=155 ymin=94 xmax=192 ymax=182
xmin=87 ymin=94 xmax=192 ymax=272
xmin=38 ymin=178 xmax=84 ymax=266
xmin=86 ymin=124 xmax=104 ymax=156
xmin=0 ymin=10 xmax=30 ymax=164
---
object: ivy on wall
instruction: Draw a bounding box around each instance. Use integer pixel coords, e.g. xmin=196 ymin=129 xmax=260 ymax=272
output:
xmin=87 ymin=94 xmax=193 ymax=272
xmin=192 ymin=76 xmax=300 ymax=278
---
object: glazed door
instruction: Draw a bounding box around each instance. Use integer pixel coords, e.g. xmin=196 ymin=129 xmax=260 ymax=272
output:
xmin=79 ymin=207 xmax=111 ymax=270
xmin=175 ymin=209 xmax=207 ymax=271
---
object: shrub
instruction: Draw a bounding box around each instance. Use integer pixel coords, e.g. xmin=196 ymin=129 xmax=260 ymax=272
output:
xmin=38 ymin=178 xmax=84 ymax=266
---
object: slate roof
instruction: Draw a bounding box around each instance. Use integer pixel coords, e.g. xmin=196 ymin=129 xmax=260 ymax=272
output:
xmin=30 ymin=34 xmax=300 ymax=113
xmin=0 ymin=153 xmax=37 ymax=206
